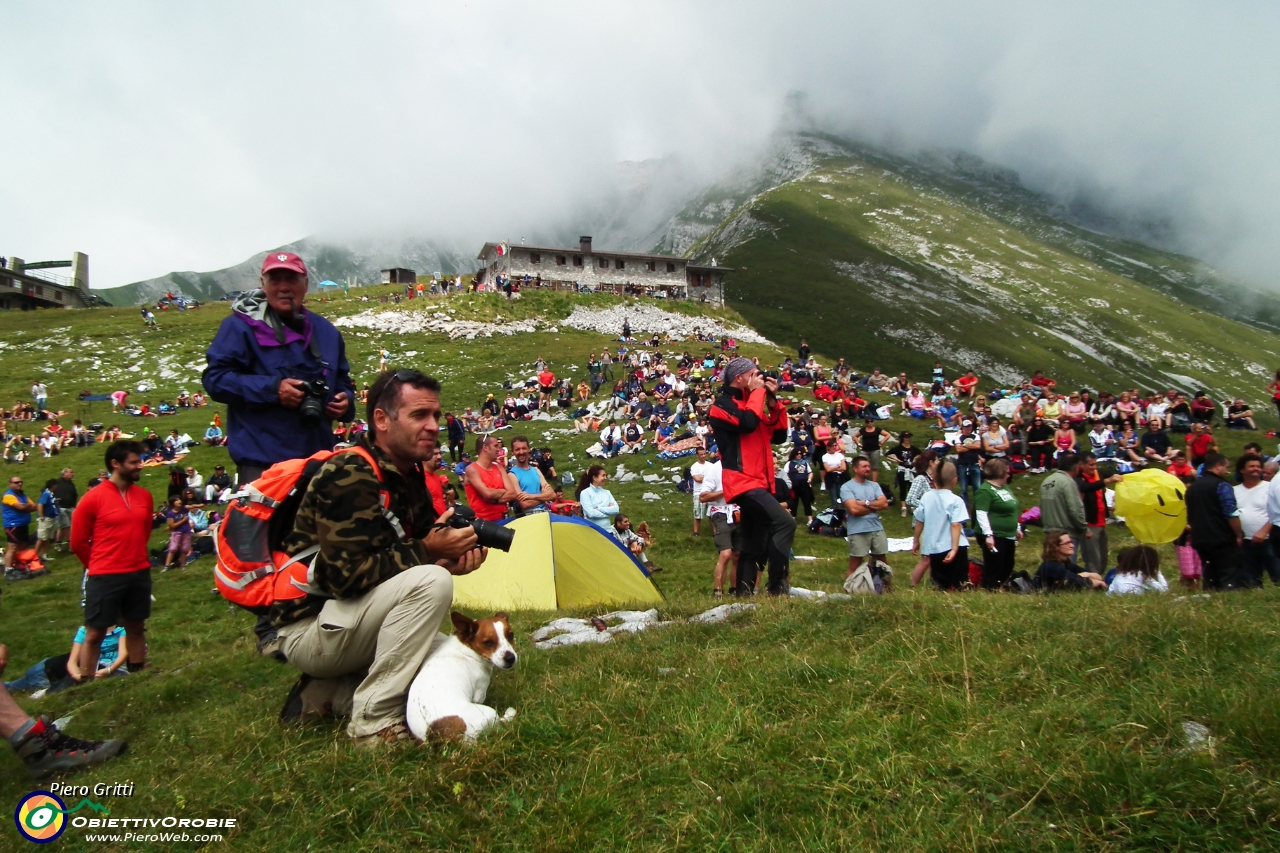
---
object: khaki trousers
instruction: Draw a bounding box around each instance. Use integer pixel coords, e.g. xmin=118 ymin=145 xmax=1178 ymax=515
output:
xmin=278 ymin=564 xmax=453 ymax=738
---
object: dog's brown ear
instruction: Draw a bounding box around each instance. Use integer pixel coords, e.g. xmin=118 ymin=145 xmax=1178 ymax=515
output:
xmin=450 ymin=611 xmax=476 ymax=641
xmin=493 ymin=611 xmax=510 ymax=624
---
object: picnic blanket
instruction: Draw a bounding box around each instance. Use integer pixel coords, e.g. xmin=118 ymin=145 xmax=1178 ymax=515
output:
xmin=656 ymin=437 xmax=703 ymax=459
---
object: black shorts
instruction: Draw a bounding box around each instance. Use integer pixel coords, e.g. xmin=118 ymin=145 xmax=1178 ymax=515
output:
xmin=5 ymin=525 xmax=31 ymax=546
xmin=84 ymin=569 xmax=152 ymax=628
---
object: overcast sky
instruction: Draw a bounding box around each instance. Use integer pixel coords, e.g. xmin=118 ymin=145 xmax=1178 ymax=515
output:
xmin=2 ymin=1 xmax=1276 ymax=288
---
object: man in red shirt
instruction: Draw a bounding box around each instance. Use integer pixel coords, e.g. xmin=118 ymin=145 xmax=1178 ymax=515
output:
xmin=1030 ymin=370 xmax=1057 ymax=392
xmin=956 ymin=371 xmax=979 ymax=399
xmin=464 ymin=435 xmax=515 ymax=521
xmin=423 ymin=447 xmax=450 ymax=516
xmin=1185 ymin=422 xmax=1218 ymax=466
xmin=537 ymin=368 xmax=556 ymax=412
xmin=70 ymin=440 xmax=154 ymax=682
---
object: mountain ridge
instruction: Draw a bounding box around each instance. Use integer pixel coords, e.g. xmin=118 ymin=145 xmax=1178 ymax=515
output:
xmin=682 ymin=132 xmax=1279 ymax=401
xmin=93 ymin=132 xmax=1280 ymax=404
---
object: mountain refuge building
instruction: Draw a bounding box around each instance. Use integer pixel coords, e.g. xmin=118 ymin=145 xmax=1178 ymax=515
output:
xmin=476 ymin=237 xmax=726 ymax=306
xmin=0 ymin=252 xmax=98 ymax=310
xmin=380 ymin=267 xmax=417 ymax=285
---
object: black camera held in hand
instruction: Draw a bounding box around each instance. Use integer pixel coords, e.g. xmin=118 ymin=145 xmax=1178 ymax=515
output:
xmin=296 ymin=378 xmax=330 ymax=428
xmin=447 ymin=505 xmax=515 ymax=552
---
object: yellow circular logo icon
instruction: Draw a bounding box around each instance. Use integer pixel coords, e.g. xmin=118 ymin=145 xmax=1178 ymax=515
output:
xmin=15 ymin=791 xmax=68 ymax=843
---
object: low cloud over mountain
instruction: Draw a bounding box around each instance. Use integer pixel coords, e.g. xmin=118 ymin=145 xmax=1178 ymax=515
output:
xmin=2 ymin=2 xmax=1276 ymax=290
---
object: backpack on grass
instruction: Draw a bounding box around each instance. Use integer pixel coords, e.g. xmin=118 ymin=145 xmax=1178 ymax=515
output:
xmin=213 ymin=446 xmax=403 ymax=612
xmin=5 ymin=547 xmax=47 ymax=580
xmin=808 ymin=507 xmax=846 ymax=537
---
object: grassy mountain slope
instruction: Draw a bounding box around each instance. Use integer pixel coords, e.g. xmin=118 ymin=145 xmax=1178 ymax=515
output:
xmin=2 ymin=294 xmax=1278 ymax=850
xmin=687 ymin=134 xmax=1280 ymax=402
xmin=890 ymin=147 xmax=1280 ymax=333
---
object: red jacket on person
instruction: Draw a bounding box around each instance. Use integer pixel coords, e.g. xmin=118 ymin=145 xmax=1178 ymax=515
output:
xmin=709 ymin=388 xmax=788 ymax=502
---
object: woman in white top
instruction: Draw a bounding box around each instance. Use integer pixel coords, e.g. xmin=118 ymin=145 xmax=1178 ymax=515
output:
xmin=821 ymin=439 xmax=848 ymax=510
xmin=1107 ymin=544 xmax=1169 ymax=595
xmin=576 ymin=465 xmax=620 ymax=532
xmin=981 ymin=418 xmax=1010 ymax=458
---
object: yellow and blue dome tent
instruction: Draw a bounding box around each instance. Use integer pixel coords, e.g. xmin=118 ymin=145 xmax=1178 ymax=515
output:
xmin=452 ymin=514 xmax=663 ymax=611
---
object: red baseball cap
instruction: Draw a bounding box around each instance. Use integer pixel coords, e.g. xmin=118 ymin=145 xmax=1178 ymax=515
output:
xmin=261 ymin=251 xmax=308 ymax=276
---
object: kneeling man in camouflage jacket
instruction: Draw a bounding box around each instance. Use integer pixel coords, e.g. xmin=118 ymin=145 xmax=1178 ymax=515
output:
xmin=273 ymin=369 xmax=486 ymax=746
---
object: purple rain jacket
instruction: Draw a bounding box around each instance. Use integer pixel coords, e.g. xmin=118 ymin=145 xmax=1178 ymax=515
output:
xmin=202 ymin=292 xmax=356 ymax=470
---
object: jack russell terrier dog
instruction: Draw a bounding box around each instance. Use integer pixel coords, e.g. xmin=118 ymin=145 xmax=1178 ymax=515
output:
xmin=407 ymin=611 xmax=517 ymax=742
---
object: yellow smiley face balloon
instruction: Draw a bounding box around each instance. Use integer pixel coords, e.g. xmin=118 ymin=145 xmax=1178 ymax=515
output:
xmin=1113 ymin=468 xmax=1187 ymax=544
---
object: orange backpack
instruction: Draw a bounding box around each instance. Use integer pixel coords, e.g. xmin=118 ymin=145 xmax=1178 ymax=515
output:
xmin=213 ymin=446 xmax=405 ymax=612
xmin=12 ymin=547 xmax=44 ymax=573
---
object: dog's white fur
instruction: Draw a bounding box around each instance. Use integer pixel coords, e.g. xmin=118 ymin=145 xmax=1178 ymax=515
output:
xmin=406 ymin=612 xmax=517 ymax=741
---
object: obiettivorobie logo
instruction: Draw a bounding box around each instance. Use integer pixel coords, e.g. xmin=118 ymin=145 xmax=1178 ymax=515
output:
xmin=14 ymin=791 xmax=109 ymax=844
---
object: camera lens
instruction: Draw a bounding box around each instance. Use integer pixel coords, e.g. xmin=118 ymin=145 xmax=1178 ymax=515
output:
xmin=470 ymin=518 xmax=515 ymax=552
xmin=447 ymin=506 xmax=515 ymax=552
xmin=297 ymin=379 xmax=329 ymax=428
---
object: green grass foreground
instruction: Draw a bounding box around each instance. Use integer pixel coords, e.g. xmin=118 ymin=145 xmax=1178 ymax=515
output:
xmin=1 ymin=293 xmax=1278 ymax=850
xmin=4 ymin=563 xmax=1280 ymax=850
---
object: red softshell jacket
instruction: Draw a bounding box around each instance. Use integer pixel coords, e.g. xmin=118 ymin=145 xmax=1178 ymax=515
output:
xmin=708 ymin=387 xmax=788 ymax=501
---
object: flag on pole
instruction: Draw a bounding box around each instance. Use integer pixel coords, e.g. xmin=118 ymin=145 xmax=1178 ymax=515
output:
xmin=495 ymin=242 xmax=509 ymax=257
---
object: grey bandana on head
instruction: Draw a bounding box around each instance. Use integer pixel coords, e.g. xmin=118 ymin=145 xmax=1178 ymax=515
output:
xmin=722 ymin=357 xmax=756 ymax=385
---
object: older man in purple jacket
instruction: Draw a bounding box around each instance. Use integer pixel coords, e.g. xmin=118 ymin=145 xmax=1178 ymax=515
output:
xmin=203 ymin=251 xmax=356 ymax=658
xmin=203 ymin=252 xmax=356 ymax=484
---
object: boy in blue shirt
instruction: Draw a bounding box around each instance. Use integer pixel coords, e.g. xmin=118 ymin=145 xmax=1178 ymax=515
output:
xmin=36 ymin=480 xmax=60 ymax=563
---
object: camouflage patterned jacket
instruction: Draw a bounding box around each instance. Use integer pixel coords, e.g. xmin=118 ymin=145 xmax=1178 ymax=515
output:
xmin=271 ymin=434 xmax=438 ymax=627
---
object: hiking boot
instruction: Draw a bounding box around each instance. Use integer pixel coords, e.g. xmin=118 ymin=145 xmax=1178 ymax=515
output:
xmin=280 ymin=674 xmax=334 ymax=722
xmin=5 ymin=568 xmax=32 ymax=582
xmin=351 ymin=721 xmax=417 ymax=750
xmin=13 ymin=717 xmax=128 ymax=780
xmin=257 ymin=635 xmax=287 ymax=664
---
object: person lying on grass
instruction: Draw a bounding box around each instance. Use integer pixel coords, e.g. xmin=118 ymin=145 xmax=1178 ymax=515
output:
xmin=4 ymin=625 xmax=129 ymax=694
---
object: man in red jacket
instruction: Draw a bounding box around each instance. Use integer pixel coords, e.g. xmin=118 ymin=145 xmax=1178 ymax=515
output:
xmin=709 ymin=357 xmax=795 ymax=596
xmin=70 ymin=440 xmax=154 ymax=682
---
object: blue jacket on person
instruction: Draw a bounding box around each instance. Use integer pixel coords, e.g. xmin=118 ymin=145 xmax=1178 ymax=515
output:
xmin=202 ymin=292 xmax=356 ymax=470
xmin=447 ymin=415 xmax=466 ymax=445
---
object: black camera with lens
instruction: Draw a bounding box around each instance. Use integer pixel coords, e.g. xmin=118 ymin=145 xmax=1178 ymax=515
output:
xmin=297 ymin=378 xmax=330 ymax=428
xmin=447 ymin=505 xmax=515 ymax=552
